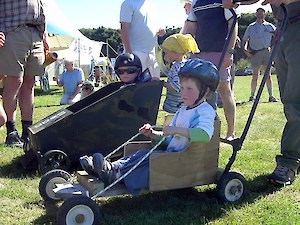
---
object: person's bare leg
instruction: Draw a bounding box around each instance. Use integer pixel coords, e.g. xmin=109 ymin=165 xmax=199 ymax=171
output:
xmin=0 ymin=101 xmax=6 ymax=127
xmin=18 ymin=75 xmax=35 ymax=141
xmin=219 ymin=81 xmax=236 ymax=139
xmin=2 ymin=76 xmax=23 ymax=146
xmin=19 ymin=76 xmax=35 ymax=121
xmin=3 ymin=76 xmax=22 ymax=122
xmin=250 ymin=67 xmax=259 ymax=99
xmin=263 ymin=65 xmax=276 ymax=101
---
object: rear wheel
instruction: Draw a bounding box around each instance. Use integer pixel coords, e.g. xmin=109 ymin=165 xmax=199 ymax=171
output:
xmin=39 ymin=149 xmax=71 ymax=175
xmin=57 ymin=196 xmax=101 ymax=225
xmin=216 ymin=172 xmax=246 ymax=202
xmin=39 ymin=169 xmax=71 ymax=202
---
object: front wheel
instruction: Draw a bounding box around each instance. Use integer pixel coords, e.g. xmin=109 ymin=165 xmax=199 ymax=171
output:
xmin=39 ymin=169 xmax=72 ymax=202
xmin=57 ymin=196 xmax=101 ymax=225
xmin=216 ymin=171 xmax=246 ymax=202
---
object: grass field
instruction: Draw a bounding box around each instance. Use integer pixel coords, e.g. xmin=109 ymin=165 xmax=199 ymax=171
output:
xmin=0 ymin=75 xmax=300 ymax=225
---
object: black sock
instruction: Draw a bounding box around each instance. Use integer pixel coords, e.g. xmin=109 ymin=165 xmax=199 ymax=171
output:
xmin=6 ymin=121 xmax=16 ymax=135
xmin=21 ymin=120 xmax=32 ymax=140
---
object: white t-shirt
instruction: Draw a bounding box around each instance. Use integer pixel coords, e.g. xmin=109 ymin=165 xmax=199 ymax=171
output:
xmin=166 ymin=102 xmax=216 ymax=152
xmin=120 ymin=0 xmax=158 ymax=53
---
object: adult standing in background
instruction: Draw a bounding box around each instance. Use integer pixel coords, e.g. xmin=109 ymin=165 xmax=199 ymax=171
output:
xmin=242 ymin=8 xmax=277 ymax=102
xmin=222 ymin=0 xmax=300 ymax=186
xmin=54 ymin=59 xmax=84 ymax=105
xmin=119 ymin=0 xmax=165 ymax=80
xmin=0 ymin=0 xmax=48 ymax=148
xmin=181 ymin=0 xmax=238 ymax=140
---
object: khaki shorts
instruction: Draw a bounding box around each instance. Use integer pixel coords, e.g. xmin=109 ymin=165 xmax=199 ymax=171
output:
xmin=250 ymin=49 xmax=270 ymax=68
xmin=0 ymin=25 xmax=45 ymax=77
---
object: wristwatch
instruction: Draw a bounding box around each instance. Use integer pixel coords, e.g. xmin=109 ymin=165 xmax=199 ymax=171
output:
xmin=227 ymin=48 xmax=236 ymax=54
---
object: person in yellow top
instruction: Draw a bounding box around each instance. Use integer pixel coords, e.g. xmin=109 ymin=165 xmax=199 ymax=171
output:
xmin=159 ymin=33 xmax=200 ymax=113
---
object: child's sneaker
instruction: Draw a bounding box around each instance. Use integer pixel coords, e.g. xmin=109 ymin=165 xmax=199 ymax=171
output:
xmin=5 ymin=131 xmax=24 ymax=148
xmin=93 ymin=153 xmax=115 ymax=185
xmin=79 ymin=155 xmax=96 ymax=176
xmin=268 ymin=164 xmax=296 ymax=186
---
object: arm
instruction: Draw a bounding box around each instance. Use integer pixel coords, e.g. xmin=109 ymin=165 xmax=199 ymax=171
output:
xmin=241 ymin=27 xmax=253 ymax=58
xmin=53 ymin=76 xmax=63 ymax=87
xmin=222 ymin=0 xmax=260 ymax=8
xmin=69 ymin=81 xmax=83 ymax=99
xmin=164 ymin=63 xmax=181 ymax=93
xmin=120 ymin=22 xmax=132 ymax=53
xmin=223 ymin=16 xmax=238 ymax=68
xmin=262 ymin=0 xmax=300 ymax=6
xmin=70 ymin=69 xmax=84 ymax=99
xmin=180 ymin=20 xmax=197 ymax=36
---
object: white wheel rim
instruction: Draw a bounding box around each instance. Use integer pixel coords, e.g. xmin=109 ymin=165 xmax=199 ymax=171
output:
xmin=224 ymin=178 xmax=244 ymax=202
xmin=46 ymin=177 xmax=67 ymax=200
xmin=66 ymin=205 xmax=95 ymax=225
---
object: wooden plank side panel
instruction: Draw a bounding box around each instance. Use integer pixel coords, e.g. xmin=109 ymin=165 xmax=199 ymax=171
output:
xmin=149 ymin=119 xmax=220 ymax=192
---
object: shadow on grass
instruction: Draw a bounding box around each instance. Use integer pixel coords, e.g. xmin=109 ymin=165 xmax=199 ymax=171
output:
xmin=35 ymin=104 xmax=61 ymax=108
xmin=0 ymin=154 xmax=38 ymax=179
xmin=34 ymin=87 xmax=62 ymax=97
xmin=33 ymin=174 xmax=283 ymax=225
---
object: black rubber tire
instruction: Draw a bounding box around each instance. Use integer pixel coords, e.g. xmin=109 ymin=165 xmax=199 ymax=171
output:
xmin=216 ymin=171 xmax=246 ymax=203
xmin=39 ymin=169 xmax=71 ymax=202
xmin=57 ymin=196 xmax=101 ymax=225
xmin=39 ymin=149 xmax=71 ymax=175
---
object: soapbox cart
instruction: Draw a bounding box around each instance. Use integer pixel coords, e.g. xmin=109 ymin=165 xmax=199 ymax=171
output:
xmin=25 ymin=81 xmax=163 ymax=174
xmin=38 ymin=116 xmax=247 ymax=225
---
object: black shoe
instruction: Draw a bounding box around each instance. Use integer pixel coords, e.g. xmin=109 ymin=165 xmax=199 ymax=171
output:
xmin=269 ymin=96 xmax=278 ymax=102
xmin=249 ymin=96 xmax=254 ymax=101
xmin=268 ymin=164 xmax=296 ymax=186
xmin=5 ymin=131 xmax=24 ymax=148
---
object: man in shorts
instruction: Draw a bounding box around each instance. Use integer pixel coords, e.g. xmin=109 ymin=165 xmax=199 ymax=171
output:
xmin=242 ymin=8 xmax=277 ymax=102
xmin=119 ymin=0 xmax=165 ymax=80
xmin=0 ymin=0 xmax=48 ymax=148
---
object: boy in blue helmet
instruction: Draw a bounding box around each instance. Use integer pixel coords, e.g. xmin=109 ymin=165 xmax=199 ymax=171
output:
xmin=81 ymin=58 xmax=220 ymax=195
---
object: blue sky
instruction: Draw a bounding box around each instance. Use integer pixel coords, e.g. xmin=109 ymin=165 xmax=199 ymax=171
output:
xmin=52 ymin=0 xmax=271 ymax=29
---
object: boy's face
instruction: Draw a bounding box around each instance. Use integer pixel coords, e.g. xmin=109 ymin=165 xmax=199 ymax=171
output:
xmin=180 ymin=78 xmax=201 ymax=107
xmin=116 ymin=66 xmax=139 ymax=83
xmin=82 ymin=88 xmax=92 ymax=96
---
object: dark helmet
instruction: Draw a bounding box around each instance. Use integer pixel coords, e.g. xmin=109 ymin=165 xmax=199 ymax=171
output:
xmin=82 ymin=80 xmax=94 ymax=91
xmin=114 ymin=53 xmax=142 ymax=70
xmin=178 ymin=58 xmax=220 ymax=92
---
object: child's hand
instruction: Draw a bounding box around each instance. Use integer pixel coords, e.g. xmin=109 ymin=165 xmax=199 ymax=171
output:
xmin=139 ymin=123 xmax=153 ymax=137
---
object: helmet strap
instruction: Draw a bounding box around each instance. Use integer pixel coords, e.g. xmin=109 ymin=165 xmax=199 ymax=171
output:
xmin=191 ymin=85 xmax=209 ymax=108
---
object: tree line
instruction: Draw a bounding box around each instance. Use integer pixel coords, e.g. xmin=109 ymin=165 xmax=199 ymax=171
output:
xmin=80 ymin=12 xmax=275 ymax=63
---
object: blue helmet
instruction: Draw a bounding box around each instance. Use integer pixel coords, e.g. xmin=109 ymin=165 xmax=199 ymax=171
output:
xmin=178 ymin=58 xmax=220 ymax=92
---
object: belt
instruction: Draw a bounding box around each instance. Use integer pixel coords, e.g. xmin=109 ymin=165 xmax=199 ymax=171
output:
xmin=25 ymin=24 xmax=37 ymax=28
xmin=289 ymin=15 xmax=300 ymax=24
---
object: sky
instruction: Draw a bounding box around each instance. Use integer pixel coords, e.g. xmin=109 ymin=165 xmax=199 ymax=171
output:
xmin=52 ymin=0 xmax=272 ymax=30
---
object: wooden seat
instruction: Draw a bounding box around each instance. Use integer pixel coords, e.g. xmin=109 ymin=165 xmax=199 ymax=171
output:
xmin=149 ymin=116 xmax=221 ymax=192
xmin=123 ymin=114 xmax=221 ymax=192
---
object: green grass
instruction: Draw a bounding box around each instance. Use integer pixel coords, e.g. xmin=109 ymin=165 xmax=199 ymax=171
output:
xmin=1 ymin=75 xmax=300 ymax=225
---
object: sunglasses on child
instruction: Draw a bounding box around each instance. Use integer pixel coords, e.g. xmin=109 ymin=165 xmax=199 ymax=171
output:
xmin=116 ymin=68 xmax=139 ymax=75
